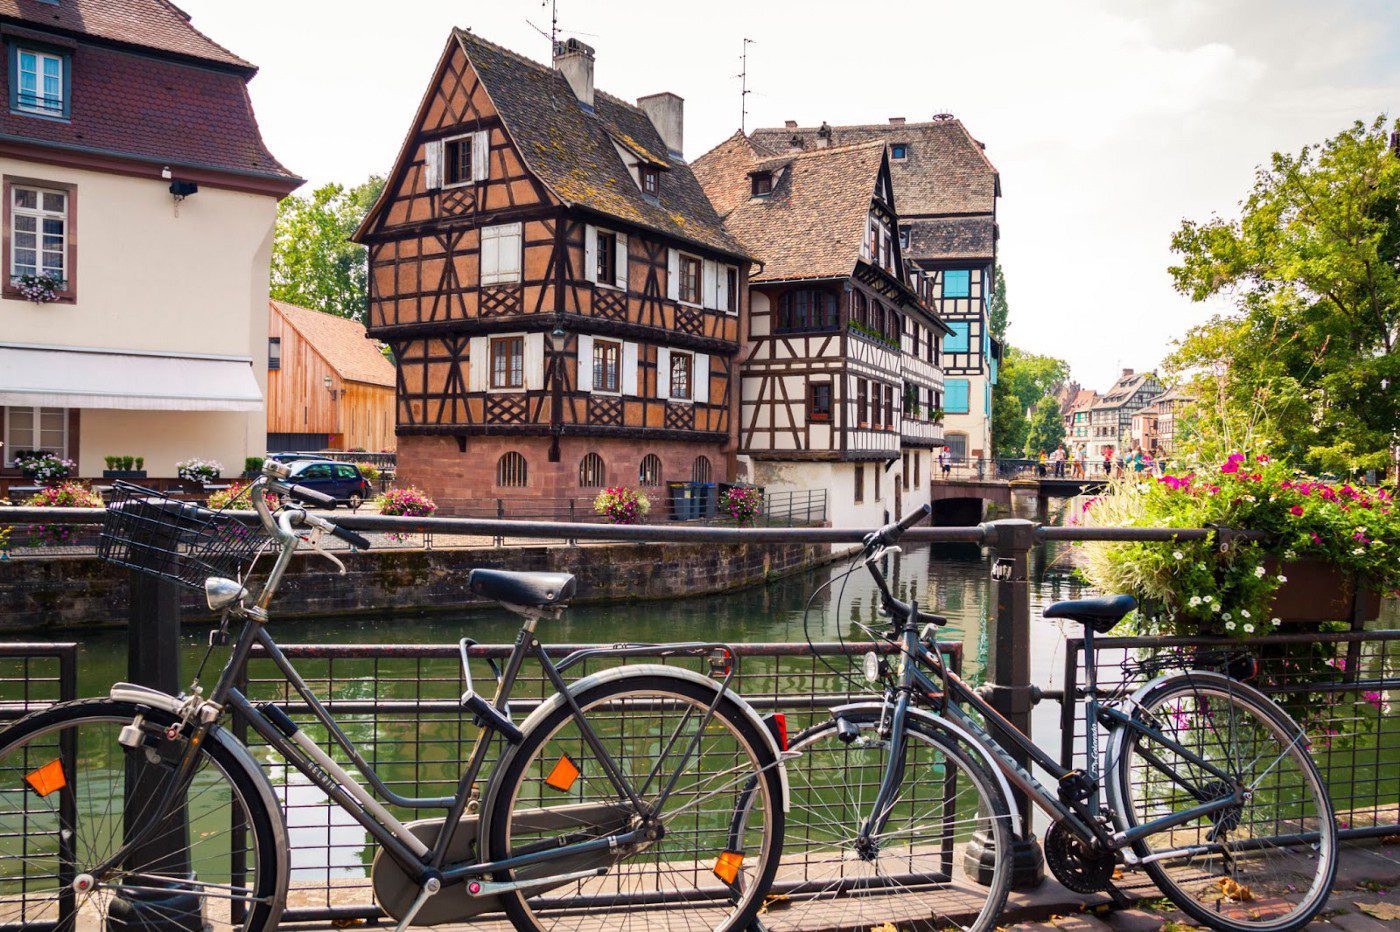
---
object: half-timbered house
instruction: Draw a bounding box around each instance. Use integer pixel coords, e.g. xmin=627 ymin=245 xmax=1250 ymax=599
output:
xmin=751 ymin=116 xmax=1000 ymax=465
xmin=355 ymin=32 xmax=750 ymax=511
xmin=693 ymin=133 xmax=949 ymax=526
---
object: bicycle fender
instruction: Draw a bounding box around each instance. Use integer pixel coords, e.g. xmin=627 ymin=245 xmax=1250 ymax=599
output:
xmin=109 ymin=684 xmax=291 ymax=923
xmin=830 ymin=701 xmax=1024 ymax=837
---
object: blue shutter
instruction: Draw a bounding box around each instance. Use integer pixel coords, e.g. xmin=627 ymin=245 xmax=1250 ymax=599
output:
xmin=945 ymin=379 xmax=970 ymax=414
xmin=943 ymin=269 xmax=970 ymax=298
xmin=944 ymin=322 xmax=970 ymax=353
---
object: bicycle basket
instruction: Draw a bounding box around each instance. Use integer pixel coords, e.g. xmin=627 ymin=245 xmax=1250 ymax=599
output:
xmin=96 ymin=482 xmax=269 ymax=591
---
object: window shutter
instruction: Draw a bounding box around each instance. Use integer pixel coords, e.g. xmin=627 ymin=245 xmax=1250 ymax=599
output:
xmin=577 ymin=333 xmax=593 ymax=392
xmin=424 ymin=140 xmax=443 ymax=190
xmin=701 ymin=260 xmax=717 ymax=309
xmin=666 ymin=249 xmax=680 ymax=301
xmin=583 ymin=225 xmax=598 ymax=284
xmin=622 ymin=342 xmax=638 ymax=395
xmin=479 ymin=227 xmax=499 ymax=284
xmin=694 ymin=354 xmax=710 ymax=403
xmin=468 ymin=336 xmax=488 ymax=391
xmin=614 ymin=233 xmax=628 ymax=289
xmin=524 ymin=332 xmax=545 ymax=390
xmin=717 ymin=266 xmax=730 ymax=315
xmin=657 ymin=346 xmax=671 ymax=400
xmin=472 ymin=130 xmax=490 ymax=181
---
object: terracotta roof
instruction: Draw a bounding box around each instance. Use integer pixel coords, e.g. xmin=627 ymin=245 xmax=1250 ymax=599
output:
xmin=907 ymin=216 xmax=995 ymax=261
xmin=272 ymin=301 xmax=396 ymax=388
xmin=1095 ymin=371 xmax=1160 ymax=409
xmin=0 ymin=1 xmax=252 ymax=70
xmin=692 ymin=132 xmax=886 ymax=282
xmin=749 ymin=118 xmax=998 ymax=217
xmin=451 ymin=30 xmax=745 ymax=259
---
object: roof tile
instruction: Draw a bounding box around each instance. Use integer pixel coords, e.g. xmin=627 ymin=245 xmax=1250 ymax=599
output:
xmin=271 ymin=300 xmax=396 ymax=388
xmin=0 ymin=0 xmax=251 ymax=69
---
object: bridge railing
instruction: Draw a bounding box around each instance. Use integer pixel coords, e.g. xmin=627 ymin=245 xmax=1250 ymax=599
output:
xmin=935 ymin=457 xmax=1121 ymax=482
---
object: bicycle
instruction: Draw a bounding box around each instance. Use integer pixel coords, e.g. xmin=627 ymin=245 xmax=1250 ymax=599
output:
xmin=765 ymin=505 xmax=1336 ymax=932
xmin=0 ymin=462 xmax=787 ymax=932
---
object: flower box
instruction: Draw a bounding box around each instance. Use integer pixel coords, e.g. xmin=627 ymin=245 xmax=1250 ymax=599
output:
xmin=102 ymin=470 xmax=147 ymax=480
xmin=1266 ymin=557 xmax=1380 ymax=623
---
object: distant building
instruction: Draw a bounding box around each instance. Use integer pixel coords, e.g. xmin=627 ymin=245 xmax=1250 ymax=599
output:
xmin=1087 ymin=369 xmax=1164 ymax=458
xmin=0 ymin=0 xmax=298 ymax=482
xmin=1063 ymin=388 xmax=1100 ymax=451
xmin=750 ymin=116 xmax=1000 ymax=464
xmin=267 ymin=301 xmax=396 ymax=452
xmin=1131 ymin=385 xmax=1192 ymax=458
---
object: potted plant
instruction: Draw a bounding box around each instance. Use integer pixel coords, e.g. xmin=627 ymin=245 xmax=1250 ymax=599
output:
xmin=594 ymin=486 xmax=650 ymax=525
xmin=719 ymin=485 xmax=764 ymax=527
xmin=12 ymin=273 xmax=65 ymax=304
xmin=931 ymin=407 xmax=945 ymax=424
xmin=176 ymin=458 xmax=223 ymax=484
xmin=21 ymin=483 xmax=102 ymax=546
xmin=375 ymin=487 xmax=437 ymax=542
xmin=15 ymin=451 xmax=76 ymax=484
xmin=102 ymin=455 xmax=147 ymax=479
xmin=243 ymin=456 xmax=265 ymax=478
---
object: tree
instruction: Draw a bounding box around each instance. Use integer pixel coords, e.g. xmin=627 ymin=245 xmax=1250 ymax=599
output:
xmin=992 ymin=346 xmax=1071 ymax=457
xmin=1167 ymin=115 xmax=1400 ymax=473
xmin=987 ymin=263 xmax=1009 ymax=341
xmin=270 ymin=176 xmax=385 ymax=322
xmin=1024 ymin=395 xmax=1066 ymax=455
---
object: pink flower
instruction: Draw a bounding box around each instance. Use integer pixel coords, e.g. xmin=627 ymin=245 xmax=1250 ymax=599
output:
xmin=1290 ymin=505 xmax=1304 ymax=516
xmin=1220 ymin=460 xmax=1240 ymax=475
xmin=1256 ymin=454 xmax=1270 ymax=463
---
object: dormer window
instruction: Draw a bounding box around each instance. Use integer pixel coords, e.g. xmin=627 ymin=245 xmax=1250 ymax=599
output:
xmin=640 ymin=165 xmax=660 ymax=196
xmin=11 ymin=47 xmax=68 ymax=118
xmin=751 ymin=172 xmax=774 ymax=197
xmin=890 ymin=143 xmax=909 ymax=160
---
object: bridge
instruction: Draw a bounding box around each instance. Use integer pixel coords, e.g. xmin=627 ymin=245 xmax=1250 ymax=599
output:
xmin=928 ymin=460 xmax=1109 ymax=524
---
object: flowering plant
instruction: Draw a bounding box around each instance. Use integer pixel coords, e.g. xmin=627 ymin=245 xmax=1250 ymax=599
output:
xmin=593 ymin=486 xmax=650 ymax=525
xmin=1080 ymin=452 xmax=1400 ymax=637
xmin=356 ymin=462 xmax=381 ymax=483
xmin=375 ymin=486 xmax=437 ymax=542
xmin=11 ymin=273 xmax=64 ymax=303
xmin=22 ymin=482 xmax=101 ymax=546
xmin=207 ymin=481 xmax=278 ymax=512
xmin=720 ymin=485 xmax=763 ymax=526
xmin=16 ymin=451 xmax=76 ymax=482
xmin=176 ymin=458 xmax=223 ymax=483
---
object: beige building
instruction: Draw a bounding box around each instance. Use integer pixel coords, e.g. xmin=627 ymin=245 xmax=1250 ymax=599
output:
xmin=0 ymin=1 xmax=298 ymax=483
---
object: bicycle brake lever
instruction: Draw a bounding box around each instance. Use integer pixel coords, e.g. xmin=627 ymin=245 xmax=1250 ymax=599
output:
xmin=866 ymin=545 xmax=901 ymax=565
xmin=306 ymin=528 xmax=347 ymax=575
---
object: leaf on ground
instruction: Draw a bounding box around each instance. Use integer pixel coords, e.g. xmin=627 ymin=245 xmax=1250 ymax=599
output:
xmin=1358 ymin=902 xmax=1400 ymax=921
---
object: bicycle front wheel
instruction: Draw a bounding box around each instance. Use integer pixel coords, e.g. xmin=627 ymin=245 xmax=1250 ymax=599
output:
xmin=0 ymin=698 xmax=283 ymax=932
xmin=485 ymin=672 xmax=784 ymax=932
xmin=1109 ymin=673 xmax=1336 ymax=932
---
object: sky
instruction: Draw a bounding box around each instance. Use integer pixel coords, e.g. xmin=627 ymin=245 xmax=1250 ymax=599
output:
xmin=178 ymin=0 xmax=1399 ymax=391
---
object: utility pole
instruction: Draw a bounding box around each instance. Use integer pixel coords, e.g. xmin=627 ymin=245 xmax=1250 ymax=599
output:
xmin=737 ymin=38 xmax=754 ymax=132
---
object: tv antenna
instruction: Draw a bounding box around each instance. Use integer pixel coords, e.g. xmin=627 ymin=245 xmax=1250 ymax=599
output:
xmin=527 ymin=1 xmax=598 ymax=53
xmin=737 ymin=37 xmax=755 ymax=132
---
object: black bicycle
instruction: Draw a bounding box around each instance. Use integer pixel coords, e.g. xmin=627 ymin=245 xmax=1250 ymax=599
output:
xmin=766 ymin=506 xmax=1336 ymax=932
xmin=0 ymin=462 xmax=787 ymax=932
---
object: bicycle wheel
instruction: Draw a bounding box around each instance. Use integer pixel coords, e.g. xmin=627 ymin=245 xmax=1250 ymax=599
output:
xmin=763 ymin=711 xmax=1013 ymax=932
xmin=485 ymin=673 xmax=784 ymax=932
xmin=1108 ymin=672 xmax=1336 ymax=932
xmin=0 ymin=698 xmax=283 ymax=932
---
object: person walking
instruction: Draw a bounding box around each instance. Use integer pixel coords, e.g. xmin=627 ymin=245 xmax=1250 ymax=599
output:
xmin=1052 ymin=446 xmax=1066 ymax=478
xmin=1073 ymin=444 xmax=1087 ymax=478
xmin=1102 ymin=446 xmax=1114 ymax=478
xmin=938 ymin=445 xmax=952 ymax=478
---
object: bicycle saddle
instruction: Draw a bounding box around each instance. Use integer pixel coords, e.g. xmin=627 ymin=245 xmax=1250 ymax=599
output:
xmin=468 ymin=568 xmax=576 ymax=608
xmin=1043 ymin=594 xmax=1136 ymax=634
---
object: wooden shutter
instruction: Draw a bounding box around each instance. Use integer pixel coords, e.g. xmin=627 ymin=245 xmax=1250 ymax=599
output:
xmin=472 ymin=130 xmax=490 ymax=181
xmin=694 ymin=354 xmax=710 ymax=403
xmin=717 ymin=266 xmax=730 ymax=315
xmin=657 ymin=346 xmax=671 ymax=400
xmin=702 ymin=260 xmax=717 ymax=309
xmin=424 ymin=140 xmax=443 ymax=190
xmin=480 ymin=227 xmax=499 ymax=283
xmin=622 ymin=342 xmax=638 ymax=394
xmin=523 ymin=332 xmax=545 ymax=390
xmin=583 ymin=225 xmax=598 ymax=284
xmin=614 ymin=233 xmax=628 ymax=289
xmin=666 ymin=249 xmax=680 ymax=301
xmin=468 ymin=336 xmax=488 ymax=391
xmin=577 ymin=333 xmax=593 ymax=392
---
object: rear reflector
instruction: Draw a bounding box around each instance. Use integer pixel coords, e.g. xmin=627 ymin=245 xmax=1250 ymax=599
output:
xmin=764 ymin=713 xmax=788 ymax=751
xmin=713 ymin=850 xmax=744 ymax=884
xmin=25 ymin=759 xmax=66 ymax=797
xmin=544 ymin=753 xmax=580 ymax=792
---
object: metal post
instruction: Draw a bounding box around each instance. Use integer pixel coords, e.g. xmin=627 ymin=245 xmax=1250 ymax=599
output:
xmin=965 ymin=518 xmax=1046 ymax=889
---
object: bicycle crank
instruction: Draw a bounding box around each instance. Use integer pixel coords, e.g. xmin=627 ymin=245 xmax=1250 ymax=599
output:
xmin=1045 ymin=822 xmax=1116 ymax=894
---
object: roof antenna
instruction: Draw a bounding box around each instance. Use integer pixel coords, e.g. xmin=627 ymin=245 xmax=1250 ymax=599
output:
xmin=737 ymin=37 xmax=754 ymax=133
xmin=526 ymin=0 xmax=559 ymax=52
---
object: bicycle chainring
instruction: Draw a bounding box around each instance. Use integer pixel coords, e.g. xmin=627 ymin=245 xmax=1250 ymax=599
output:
xmin=1045 ymin=821 xmax=1116 ymax=894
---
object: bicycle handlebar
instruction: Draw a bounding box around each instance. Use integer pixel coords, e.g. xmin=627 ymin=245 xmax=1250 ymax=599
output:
xmin=871 ymin=503 xmax=932 ymax=547
xmin=283 ymin=482 xmax=335 ymax=506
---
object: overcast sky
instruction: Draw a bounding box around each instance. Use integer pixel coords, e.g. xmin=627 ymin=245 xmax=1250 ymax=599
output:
xmin=178 ymin=0 xmax=1398 ymax=390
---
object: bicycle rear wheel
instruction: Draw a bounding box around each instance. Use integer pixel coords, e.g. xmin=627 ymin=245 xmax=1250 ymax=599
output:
xmin=0 ymin=698 xmax=283 ymax=932
xmin=1109 ymin=672 xmax=1336 ymax=932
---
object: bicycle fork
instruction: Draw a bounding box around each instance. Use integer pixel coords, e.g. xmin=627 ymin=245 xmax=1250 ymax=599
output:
xmin=857 ymin=688 xmax=914 ymax=857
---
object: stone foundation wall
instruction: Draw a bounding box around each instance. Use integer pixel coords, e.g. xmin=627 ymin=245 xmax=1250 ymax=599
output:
xmin=0 ymin=540 xmax=830 ymax=632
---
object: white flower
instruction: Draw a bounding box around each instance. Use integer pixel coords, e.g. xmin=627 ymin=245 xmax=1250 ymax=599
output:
xmin=1241 ymin=609 xmax=1251 ymax=618
xmin=1277 ymin=575 xmax=1288 ymax=583
xmin=1353 ymin=547 xmax=1365 ymax=555
xmin=1243 ymin=623 xmax=1255 ymax=633
xmin=1272 ymin=617 xmax=1282 ymax=626
xmin=1173 ymin=550 xmax=1185 ymax=561
xmin=1254 ymin=565 xmax=1266 ymax=578
xmin=1211 ymin=602 xmax=1221 ymax=614
xmin=1226 ymin=621 xmax=1237 ymax=630
xmin=1243 ymin=495 xmax=1256 ymax=503
xmin=1188 ymin=596 xmax=1202 ymax=607
xmin=1222 ymin=612 xmax=1232 ymax=621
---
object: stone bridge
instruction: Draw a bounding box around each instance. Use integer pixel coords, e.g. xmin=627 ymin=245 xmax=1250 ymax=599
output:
xmin=929 ymin=476 xmax=1106 ymax=525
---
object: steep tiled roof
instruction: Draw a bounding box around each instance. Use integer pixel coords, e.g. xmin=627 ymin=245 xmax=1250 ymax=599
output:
xmin=272 ymin=301 xmax=396 ymax=388
xmin=0 ymin=1 xmax=252 ymax=70
xmin=1097 ymin=371 xmax=1158 ymax=409
xmin=454 ymin=30 xmax=745 ymax=259
xmin=907 ymin=216 xmax=995 ymax=261
xmin=692 ymin=132 xmax=885 ymax=283
xmin=749 ymin=118 xmax=997 ymax=217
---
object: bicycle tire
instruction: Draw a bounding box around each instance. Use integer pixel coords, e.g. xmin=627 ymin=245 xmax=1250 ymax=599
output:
xmin=0 ymin=698 xmax=284 ymax=932
xmin=484 ymin=672 xmax=785 ymax=932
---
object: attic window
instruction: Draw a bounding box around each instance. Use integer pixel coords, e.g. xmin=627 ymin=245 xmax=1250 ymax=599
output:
xmin=751 ymin=172 xmax=774 ymax=197
xmin=640 ymin=165 xmax=660 ymax=196
xmin=890 ymin=143 xmax=909 ymax=160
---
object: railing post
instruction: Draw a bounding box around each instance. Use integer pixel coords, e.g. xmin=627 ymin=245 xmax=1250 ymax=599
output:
xmin=966 ymin=517 xmax=1046 ymax=889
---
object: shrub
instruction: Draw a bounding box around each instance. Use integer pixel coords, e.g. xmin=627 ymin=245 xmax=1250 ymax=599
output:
xmin=135 ymin=456 xmax=144 ymax=471
xmin=720 ymin=485 xmax=764 ymax=526
xmin=375 ymin=487 xmax=437 ymax=541
xmin=593 ymin=487 xmax=650 ymax=525
xmin=22 ymin=482 xmax=102 ymax=546
xmin=356 ymin=462 xmax=381 ymax=483
xmin=244 ymin=456 xmax=265 ymax=476
xmin=176 ymin=458 xmax=223 ymax=482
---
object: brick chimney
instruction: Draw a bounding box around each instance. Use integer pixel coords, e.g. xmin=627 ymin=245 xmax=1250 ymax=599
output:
xmin=889 ymin=117 xmax=906 ymax=125
xmin=637 ymin=92 xmax=684 ymax=158
xmin=784 ymin=120 xmax=798 ymax=129
xmin=553 ymin=38 xmax=595 ymax=109
xmin=1121 ymin=368 xmax=1134 ymax=378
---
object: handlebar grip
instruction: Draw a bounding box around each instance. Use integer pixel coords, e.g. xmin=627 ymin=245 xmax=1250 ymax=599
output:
xmin=877 ymin=503 xmax=932 ymax=544
xmin=286 ymin=483 xmax=335 ymax=506
xmin=330 ymin=524 xmax=372 ymax=551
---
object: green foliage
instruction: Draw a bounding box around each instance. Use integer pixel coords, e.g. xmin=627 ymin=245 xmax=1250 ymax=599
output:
xmin=987 ymin=263 xmax=1008 ymax=341
xmin=992 ymin=346 xmax=1070 ymax=457
xmin=1166 ymin=115 xmax=1400 ymax=474
xmin=271 ymin=176 xmax=386 ymax=323
xmin=244 ymin=456 xmax=265 ymax=476
xmin=1024 ymin=396 xmax=1066 ymax=455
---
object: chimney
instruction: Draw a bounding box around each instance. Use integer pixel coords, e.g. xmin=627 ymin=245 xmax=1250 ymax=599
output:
xmin=1122 ymin=368 xmax=1134 ymax=378
xmin=553 ymin=38 xmax=595 ymax=109
xmin=888 ymin=117 xmax=906 ymax=125
xmin=784 ymin=120 xmax=798 ymax=129
xmin=637 ymin=92 xmax=684 ymax=158
xmin=816 ymin=121 xmax=832 ymax=148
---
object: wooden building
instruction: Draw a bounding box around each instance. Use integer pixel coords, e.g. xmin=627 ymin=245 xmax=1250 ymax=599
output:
xmin=694 ymin=134 xmax=949 ymax=526
xmin=1087 ymin=369 xmax=1164 ymax=459
xmin=355 ymin=32 xmax=750 ymax=511
xmin=266 ymin=300 xmax=396 ymax=452
xmin=750 ymin=117 xmax=1000 ymax=464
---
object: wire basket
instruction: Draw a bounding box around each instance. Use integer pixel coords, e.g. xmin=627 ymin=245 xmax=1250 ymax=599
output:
xmin=96 ymin=482 xmax=269 ymax=591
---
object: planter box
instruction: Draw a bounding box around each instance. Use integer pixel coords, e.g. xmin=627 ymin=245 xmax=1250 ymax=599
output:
xmin=101 ymin=470 xmax=147 ymax=480
xmin=1266 ymin=557 xmax=1380 ymax=623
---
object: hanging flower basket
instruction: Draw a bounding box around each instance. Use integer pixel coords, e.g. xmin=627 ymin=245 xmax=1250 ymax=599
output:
xmin=11 ymin=274 xmax=65 ymax=303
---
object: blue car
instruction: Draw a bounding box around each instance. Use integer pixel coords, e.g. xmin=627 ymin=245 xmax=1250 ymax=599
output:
xmin=285 ymin=460 xmax=373 ymax=510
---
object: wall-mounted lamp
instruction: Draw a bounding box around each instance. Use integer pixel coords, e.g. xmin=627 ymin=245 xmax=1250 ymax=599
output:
xmin=323 ymin=374 xmax=344 ymax=401
xmin=548 ymin=323 xmax=568 ymax=351
xmin=169 ymin=180 xmax=199 ymax=201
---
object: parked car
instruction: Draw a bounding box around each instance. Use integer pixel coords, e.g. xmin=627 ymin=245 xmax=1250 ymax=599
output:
xmin=285 ymin=460 xmax=374 ymax=510
xmin=266 ymin=451 xmax=328 ymax=464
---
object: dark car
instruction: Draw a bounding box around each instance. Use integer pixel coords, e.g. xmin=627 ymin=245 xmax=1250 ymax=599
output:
xmin=285 ymin=460 xmax=373 ymax=510
xmin=267 ymin=451 xmax=328 ymax=465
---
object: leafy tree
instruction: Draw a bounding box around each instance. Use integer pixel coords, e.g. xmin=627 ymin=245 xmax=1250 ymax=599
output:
xmin=1024 ymin=395 xmax=1066 ymax=455
xmin=992 ymin=347 xmax=1071 ymax=457
xmin=987 ymin=263 xmax=1009 ymax=341
xmin=270 ymin=176 xmax=385 ymax=322
xmin=1167 ymin=115 xmax=1400 ymax=474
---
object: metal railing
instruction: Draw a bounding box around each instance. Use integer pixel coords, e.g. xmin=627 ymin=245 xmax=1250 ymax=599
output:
xmin=0 ymin=642 xmax=77 ymax=722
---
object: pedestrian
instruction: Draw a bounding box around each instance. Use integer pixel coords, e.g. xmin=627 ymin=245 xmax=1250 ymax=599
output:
xmin=1037 ymin=450 xmax=1047 ymax=477
xmin=1102 ymin=446 xmax=1113 ymax=477
xmin=1073 ymin=444 xmax=1087 ymax=479
xmin=938 ymin=445 xmax=952 ymax=478
xmin=1052 ymin=446 xmax=1066 ymax=478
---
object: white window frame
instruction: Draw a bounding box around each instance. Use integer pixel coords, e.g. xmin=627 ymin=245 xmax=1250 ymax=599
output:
xmin=10 ymin=184 xmax=67 ymax=283
xmin=426 ymin=130 xmax=488 ymax=190
xmin=584 ymin=225 xmax=628 ymax=291
xmin=589 ymin=336 xmax=623 ymax=396
xmin=3 ymin=406 xmax=67 ymax=467
xmin=676 ymin=252 xmax=703 ymax=308
xmin=480 ymin=222 xmax=522 ymax=286
xmin=668 ymin=350 xmax=694 ymax=403
xmin=15 ymin=48 xmax=64 ymax=117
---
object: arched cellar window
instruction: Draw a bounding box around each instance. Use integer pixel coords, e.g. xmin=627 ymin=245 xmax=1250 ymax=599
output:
xmin=497 ymin=451 xmax=528 ymax=488
xmin=579 ymin=452 xmax=606 ymax=488
xmin=639 ymin=454 xmax=663 ymax=487
xmin=691 ymin=456 xmax=712 ymax=483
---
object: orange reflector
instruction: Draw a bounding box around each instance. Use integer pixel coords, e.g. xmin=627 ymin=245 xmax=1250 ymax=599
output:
xmin=24 ymin=759 xmax=66 ymax=797
xmin=713 ymin=850 xmax=744 ymax=885
xmin=544 ymin=754 xmax=580 ymax=792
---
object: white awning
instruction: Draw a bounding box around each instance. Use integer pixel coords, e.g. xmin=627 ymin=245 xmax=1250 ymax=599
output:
xmin=0 ymin=344 xmax=264 ymax=412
